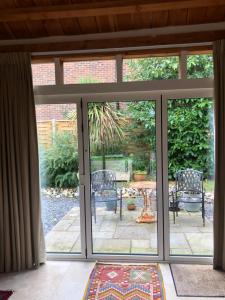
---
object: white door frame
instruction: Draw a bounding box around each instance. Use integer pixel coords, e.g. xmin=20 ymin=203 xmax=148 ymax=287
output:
xmin=82 ymin=93 xmax=164 ymax=262
xmin=35 ymin=80 xmax=214 ymax=262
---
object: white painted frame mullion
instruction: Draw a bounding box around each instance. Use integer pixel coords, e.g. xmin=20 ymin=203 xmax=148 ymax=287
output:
xmin=162 ymin=89 xmax=214 ymax=264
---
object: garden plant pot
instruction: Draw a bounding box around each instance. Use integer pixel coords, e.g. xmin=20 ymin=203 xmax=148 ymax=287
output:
xmin=105 ymin=201 xmax=117 ymax=211
xmin=127 ymin=204 xmax=136 ymax=211
xmin=133 ymin=173 xmax=147 ymax=181
xmin=184 ymin=202 xmax=201 ymax=212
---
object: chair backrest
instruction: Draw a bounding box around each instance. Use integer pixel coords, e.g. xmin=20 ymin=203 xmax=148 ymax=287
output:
xmin=175 ymin=169 xmax=203 ymax=193
xmin=91 ymin=170 xmax=117 ymax=192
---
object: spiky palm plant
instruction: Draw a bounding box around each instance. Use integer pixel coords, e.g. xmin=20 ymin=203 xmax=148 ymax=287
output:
xmin=88 ymin=102 xmax=126 ymax=149
xmin=66 ymin=77 xmax=127 ymax=168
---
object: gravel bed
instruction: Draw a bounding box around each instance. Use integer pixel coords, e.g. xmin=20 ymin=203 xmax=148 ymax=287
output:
xmin=41 ymin=196 xmax=78 ymax=235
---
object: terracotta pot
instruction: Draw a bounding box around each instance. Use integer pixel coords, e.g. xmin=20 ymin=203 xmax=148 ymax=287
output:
xmin=133 ymin=173 xmax=147 ymax=181
xmin=127 ymin=204 xmax=136 ymax=211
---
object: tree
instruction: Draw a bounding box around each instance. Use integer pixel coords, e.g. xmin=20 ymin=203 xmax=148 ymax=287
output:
xmin=66 ymin=77 xmax=127 ymax=169
xmin=126 ymin=54 xmax=214 ymax=179
xmin=88 ymin=102 xmax=126 ymax=169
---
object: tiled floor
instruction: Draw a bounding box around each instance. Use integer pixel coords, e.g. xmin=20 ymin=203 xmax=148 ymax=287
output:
xmin=0 ymin=261 xmax=223 ymax=300
xmin=46 ymin=206 xmax=213 ymax=256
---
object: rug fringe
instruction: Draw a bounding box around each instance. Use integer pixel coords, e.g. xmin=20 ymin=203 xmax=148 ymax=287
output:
xmin=82 ymin=261 xmax=97 ymax=300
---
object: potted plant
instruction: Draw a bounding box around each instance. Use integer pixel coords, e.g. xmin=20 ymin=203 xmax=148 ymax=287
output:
xmin=133 ymin=170 xmax=147 ymax=181
xmin=131 ymin=154 xmax=149 ymax=181
xmin=127 ymin=199 xmax=136 ymax=210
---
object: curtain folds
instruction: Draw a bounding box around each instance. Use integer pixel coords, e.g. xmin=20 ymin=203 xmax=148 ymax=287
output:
xmin=213 ymin=40 xmax=225 ymax=271
xmin=0 ymin=53 xmax=45 ymax=272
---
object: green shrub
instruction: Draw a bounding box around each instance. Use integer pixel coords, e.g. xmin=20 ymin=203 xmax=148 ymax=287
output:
xmin=39 ymin=132 xmax=79 ymax=188
xmin=131 ymin=154 xmax=149 ymax=172
xmin=126 ymin=56 xmax=214 ymax=180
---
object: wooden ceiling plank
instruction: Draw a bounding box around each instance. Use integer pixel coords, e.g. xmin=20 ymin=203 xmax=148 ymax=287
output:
xmin=0 ymin=0 xmax=225 ymax=22
xmin=1 ymin=23 xmax=16 ymax=38
xmin=78 ymin=16 xmax=99 ymax=34
xmin=0 ymin=30 xmax=223 ymax=52
xmin=95 ymin=16 xmax=111 ymax=33
xmin=167 ymin=9 xmax=188 ymax=26
xmin=187 ymin=7 xmax=208 ymax=25
xmin=116 ymin=14 xmax=134 ymax=31
xmin=151 ymin=11 xmax=169 ymax=28
xmin=43 ymin=19 xmax=65 ymax=36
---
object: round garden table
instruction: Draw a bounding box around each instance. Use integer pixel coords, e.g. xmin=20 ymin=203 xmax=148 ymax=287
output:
xmin=129 ymin=181 xmax=157 ymax=223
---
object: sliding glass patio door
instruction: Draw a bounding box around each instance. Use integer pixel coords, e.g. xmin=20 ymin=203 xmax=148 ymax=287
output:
xmin=162 ymin=92 xmax=214 ymax=262
xmin=35 ymin=90 xmax=214 ymax=262
xmin=36 ymin=99 xmax=87 ymax=258
xmin=82 ymin=96 xmax=164 ymax=260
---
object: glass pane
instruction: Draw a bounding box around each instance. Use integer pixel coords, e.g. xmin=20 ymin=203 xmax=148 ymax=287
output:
xmin=123 ymin=56 xmax=179 ymax=81
xmin=36 ymin=104 xmax=81 ymax=253
xmin=187 ymin=54 xmax=213 ymax=79
xmin=168 ymin=98 xmax=214 ymax=256
xmin=88 ymin=100 xmax=158 ymax=255
xmin=32 ymin=63 xmax=55 ymax=86
xmin=64 ymin=60 xmax=116 ymax=84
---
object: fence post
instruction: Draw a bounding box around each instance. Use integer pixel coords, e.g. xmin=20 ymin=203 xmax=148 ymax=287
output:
xmin=52 ymin=119 xmax=56 ymax=144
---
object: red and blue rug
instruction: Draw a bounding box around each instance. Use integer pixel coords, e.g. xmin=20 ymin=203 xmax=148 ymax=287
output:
xmin=0 ymin=291 xmax=13 ymax=300
xmin=83 ymin=263 xmax=165 ymax=300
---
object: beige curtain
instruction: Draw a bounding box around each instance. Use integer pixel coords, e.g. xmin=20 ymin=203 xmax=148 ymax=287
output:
xmin=0 ymin=53 xmax=45 ymax=272
xmin=213 ymin=40 xmax=225 ymax=270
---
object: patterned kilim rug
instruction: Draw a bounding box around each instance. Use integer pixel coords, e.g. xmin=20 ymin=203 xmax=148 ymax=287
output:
xmin=83 ymin=263 xmax=165 ymax=300
xmin=0 ymin=291 xmax=13 ymax=300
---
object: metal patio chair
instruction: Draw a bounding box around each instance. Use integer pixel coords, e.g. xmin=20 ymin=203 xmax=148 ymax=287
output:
xmin=91 ymin=170 xmax=122 ymax=223
xmin=171 ymin=169 xmax=205 ymax=226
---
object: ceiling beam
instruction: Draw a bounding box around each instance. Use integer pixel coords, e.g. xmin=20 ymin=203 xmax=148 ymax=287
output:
xmin=0 ymin=30 xmax=222 ymax=53
xmin=0 ymin=0 xmax=225 ymax=22
xmin=1 ymin=22 xmax=224 ymax=46
xmin=31 ymin=45 xmax=212 ymax=62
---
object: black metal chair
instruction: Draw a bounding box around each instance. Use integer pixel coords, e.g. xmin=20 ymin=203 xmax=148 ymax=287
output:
xmin=171 ymin=169 xmax=205 ymax=226
xmin=91 ymin=170 xmax=122 ymax=222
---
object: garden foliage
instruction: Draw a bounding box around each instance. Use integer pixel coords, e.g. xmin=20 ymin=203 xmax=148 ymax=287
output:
xmin=39 ymin=132 xmax=79 ymax=188
xmin=126 ymin=54 xmax=214 ymax=179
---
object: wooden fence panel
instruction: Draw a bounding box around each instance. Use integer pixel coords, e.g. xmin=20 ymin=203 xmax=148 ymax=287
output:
xmin=37 ymin=120 xmax=77 ymax=148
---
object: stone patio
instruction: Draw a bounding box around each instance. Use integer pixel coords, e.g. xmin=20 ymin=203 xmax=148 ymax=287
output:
xmin=45 ymin=205 xmax=213 ymax=256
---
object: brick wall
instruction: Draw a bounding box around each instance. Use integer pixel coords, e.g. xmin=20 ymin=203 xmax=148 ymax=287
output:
xmin=32 ymin=63 xmax=55 ymax=86
xmin=33 ymin=60 xmax=117 ymax=120
xmin=64 ymin=60 xmax=116 ymax=84
xmin=35 ymin=104 xmax=76 ymax=121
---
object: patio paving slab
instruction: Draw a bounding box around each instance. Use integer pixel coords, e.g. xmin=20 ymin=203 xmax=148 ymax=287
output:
xmin=93 ymin=238 xmax=131 ymax=253
xmin=44 ymin=205 xmax=213 ymax=256
xmin=131 ymin=239 xmax=157 ymax=255
xmin=53 ymin=219 xmax=75 ymax=231
xmin=67 ymin=225 xmax=81 ymax=232
xmin=114 ymin=225 xmax=152 ymax=240
xmin=93 ymin=231 xmax=115 ymax=238
xmin=71 ymin=238 xmax=81 ymax=253
xmin=170 ymin=248 xmax=193 ymax=255
xmin=185 ymin=233 xmax=213 ymax=255
xmin=46 ymin=231 xmax=80 ymax=252
xmin=170 ymin=226 xmax=201 ymax=233
xmin=170 ymin=233 xmax=190 ymax=249
xmin=99 ymin=221 xmax=117 ymax=232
